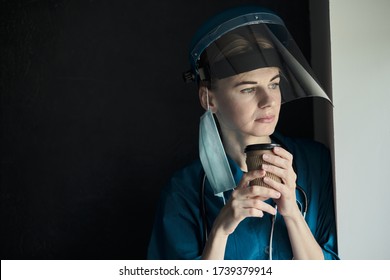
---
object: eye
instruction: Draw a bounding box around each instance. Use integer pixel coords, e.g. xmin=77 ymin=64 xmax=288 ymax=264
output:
xmin=268 ymin=82 xmax=280 ymax=90
xmin=240 ymin=87 xmax=256 ymax=94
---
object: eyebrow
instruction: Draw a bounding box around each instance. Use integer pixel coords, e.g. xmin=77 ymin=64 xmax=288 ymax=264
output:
xmin=233 ymin=74 xmax=281 ymax=88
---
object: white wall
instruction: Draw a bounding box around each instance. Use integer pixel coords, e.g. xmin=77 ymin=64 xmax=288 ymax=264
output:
xmin=330 ymin=0 xmax=390 ymax=259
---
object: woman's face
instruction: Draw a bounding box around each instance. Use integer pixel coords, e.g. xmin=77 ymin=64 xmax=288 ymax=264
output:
xmin=211 ymin=67 xmax=281 ymax=141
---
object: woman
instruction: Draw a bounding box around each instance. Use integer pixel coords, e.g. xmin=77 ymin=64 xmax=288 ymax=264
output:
xmin=147 ymin=5 xmax=339 ymax=260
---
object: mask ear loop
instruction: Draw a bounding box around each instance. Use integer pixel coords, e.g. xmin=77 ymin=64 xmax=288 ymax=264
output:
xmin=205 ymin=88 xmax=210 ymax=111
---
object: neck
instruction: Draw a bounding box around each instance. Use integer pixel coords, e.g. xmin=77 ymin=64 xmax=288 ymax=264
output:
xmin=221 ymin=130 xmax=272 ymax=171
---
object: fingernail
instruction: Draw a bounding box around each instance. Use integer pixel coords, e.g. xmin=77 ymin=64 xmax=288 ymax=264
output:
xmin=263 ymin=154 xmax=269 ymax=160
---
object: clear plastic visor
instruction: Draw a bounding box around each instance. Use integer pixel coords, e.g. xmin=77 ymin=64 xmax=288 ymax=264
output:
xmin=198 ymin=23 xmax=331 ymax=104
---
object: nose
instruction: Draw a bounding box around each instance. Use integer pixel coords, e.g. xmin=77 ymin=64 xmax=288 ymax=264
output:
xmin=257 ymin=87 xmax=276 ymax=108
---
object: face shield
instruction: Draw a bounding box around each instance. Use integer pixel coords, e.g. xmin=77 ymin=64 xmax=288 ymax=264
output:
xmin=184 ymin=7 xmax=332 ymax=104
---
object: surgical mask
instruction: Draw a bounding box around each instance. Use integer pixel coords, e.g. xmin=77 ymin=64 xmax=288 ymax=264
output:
xmin=199 ymin=91 xmax=236 ymax=197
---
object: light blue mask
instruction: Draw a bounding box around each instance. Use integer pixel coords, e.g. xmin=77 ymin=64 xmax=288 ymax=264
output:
xmin=199 ymin=98 xmax=236 ymax=197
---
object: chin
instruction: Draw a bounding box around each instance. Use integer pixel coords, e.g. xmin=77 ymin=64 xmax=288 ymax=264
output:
xmin=252 ymin=126 xmax=276 ymax=137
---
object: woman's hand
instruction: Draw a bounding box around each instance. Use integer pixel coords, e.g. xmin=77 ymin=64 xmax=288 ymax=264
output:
xmin=211 ymin=169 xmax=281 ymax=237
xmin=259 ymin=147 xmax=325 ymax=260
xmin=261 ymin=146 xmax=300 ymax=218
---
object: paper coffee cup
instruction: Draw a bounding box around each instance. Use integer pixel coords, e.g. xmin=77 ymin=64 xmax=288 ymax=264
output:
xmin=244 ymin=143 xmax=282 ymax=188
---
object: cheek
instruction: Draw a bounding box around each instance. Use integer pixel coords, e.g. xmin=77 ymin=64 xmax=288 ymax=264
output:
xmin=217 ymin=98 xmax=254 ymax=125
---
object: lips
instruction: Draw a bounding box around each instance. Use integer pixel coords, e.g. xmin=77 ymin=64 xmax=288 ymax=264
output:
xmin=255 ymin=115 xmax=275 ymax=123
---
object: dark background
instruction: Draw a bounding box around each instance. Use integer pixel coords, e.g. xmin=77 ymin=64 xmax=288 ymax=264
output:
xmin=1 ymin=0 xmax=314 ymax=259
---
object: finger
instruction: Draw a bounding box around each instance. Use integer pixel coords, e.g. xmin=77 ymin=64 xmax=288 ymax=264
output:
xmin=262 ymin=153 xmax=289 ymax=169
xmin=262 ymin=163 xmax=297 ymax=185
xmin=236 ymin=169 xmax=266 ymax=189
xmin=243 ymin=185 xmax=281 ymax=200
xmin=272 ymin=146 xmax=293 ymax=163
xmin=229 ymin=199 xmax=264 ymax=219
xmin=232 ymin=200 xmax=276 ymax=217
xmin=262 ymin=176 xmax=284 ymax=193
xmin=242 ymin=208 xmax=265 ymax=218
xmin=243 ymin=199 xmax=277 ymax=216
xmin=261 ymin=163 xmax=287 ymax=181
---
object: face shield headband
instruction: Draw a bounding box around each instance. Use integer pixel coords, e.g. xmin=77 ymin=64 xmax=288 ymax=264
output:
xmin=199 ymin=47 xmax=282 ymax=81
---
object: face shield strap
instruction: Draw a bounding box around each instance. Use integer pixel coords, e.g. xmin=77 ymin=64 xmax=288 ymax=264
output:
xmin=198 ymin=66 xmax=211 ymax=81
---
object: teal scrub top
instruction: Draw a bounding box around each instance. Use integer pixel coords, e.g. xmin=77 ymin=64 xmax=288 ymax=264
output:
xmin=147 ymin=131 xmax=339 ymax=260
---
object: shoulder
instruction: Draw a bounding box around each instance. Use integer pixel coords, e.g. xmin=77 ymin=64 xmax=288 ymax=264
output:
xmin=169 ymin=159 xmax=203 ymax=186
xmin=161 ymin=159 xmax=204 ymax=200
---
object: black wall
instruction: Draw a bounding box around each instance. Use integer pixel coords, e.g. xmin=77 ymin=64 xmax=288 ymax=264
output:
xmin=1 ymin=0 xmax=312 ymax=259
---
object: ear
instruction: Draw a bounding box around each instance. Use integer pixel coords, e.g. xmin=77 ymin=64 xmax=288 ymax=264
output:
xmin=198 ymin=85 xmax=217 ymax=112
